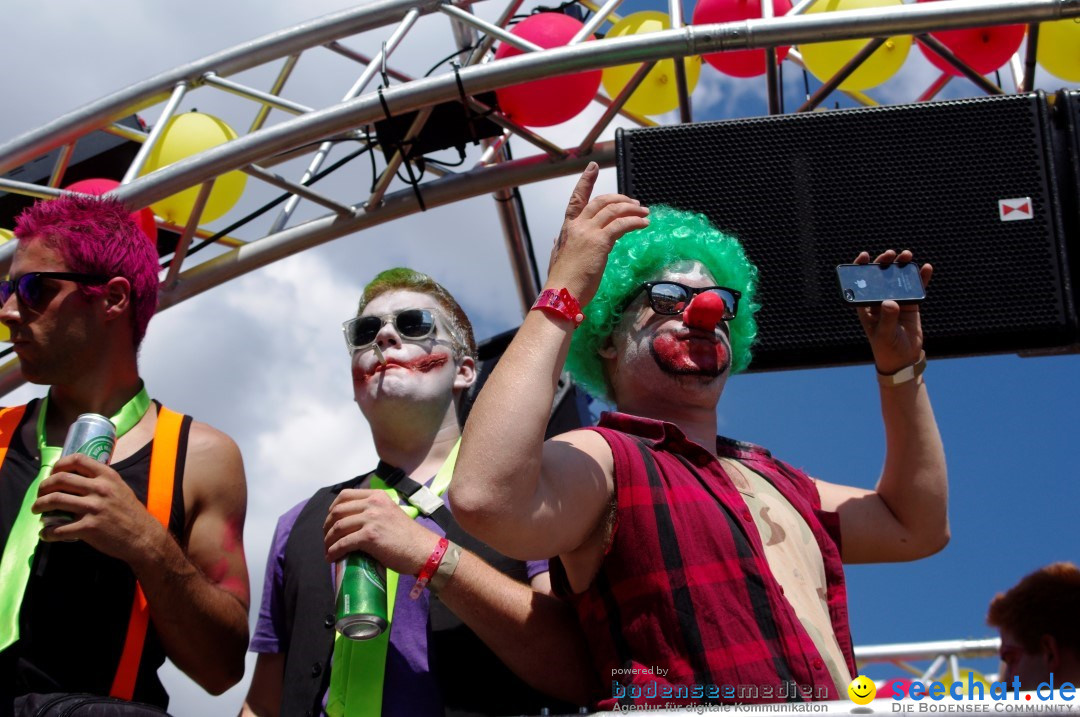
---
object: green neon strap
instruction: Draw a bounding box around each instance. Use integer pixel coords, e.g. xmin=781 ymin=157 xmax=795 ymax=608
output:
xmin=325 ymin=439 xmax=459 ymax=717
xmin=0 ymin=385 xmax=152 ymax=651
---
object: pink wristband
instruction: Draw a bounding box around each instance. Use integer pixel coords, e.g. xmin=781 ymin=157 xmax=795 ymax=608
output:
xmin=531 ymin=288 xmax=585 ymax=328
xmin=410 ymin=537 xmax=449 ymax=599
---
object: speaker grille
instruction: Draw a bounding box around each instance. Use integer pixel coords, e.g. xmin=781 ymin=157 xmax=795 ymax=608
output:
xmin=617 ymin=94 xmax=1076 ymax=370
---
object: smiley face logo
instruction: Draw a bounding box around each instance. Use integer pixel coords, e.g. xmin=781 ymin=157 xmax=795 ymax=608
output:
xmin=848 ymin=675 xmax=877 ymax=705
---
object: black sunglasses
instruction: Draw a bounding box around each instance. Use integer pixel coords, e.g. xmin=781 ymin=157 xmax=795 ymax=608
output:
xmin=0 ymin=272 xmax=110 ymax=310
xmin=342 ymin=308 xmax=439 ymax=353
xmin=629 ymin=281 xmax=741 ymax=321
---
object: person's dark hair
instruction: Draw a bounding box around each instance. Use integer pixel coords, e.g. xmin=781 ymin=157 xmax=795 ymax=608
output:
xmin=987 ymin=562 xmax=1080 ymax=654
xmin=357 ymin=268 xmax=477 ymax=360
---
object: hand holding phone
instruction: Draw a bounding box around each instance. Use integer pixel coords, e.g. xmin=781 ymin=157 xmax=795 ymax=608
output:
xmin=837 ymin=262 xmax=926 ymax=305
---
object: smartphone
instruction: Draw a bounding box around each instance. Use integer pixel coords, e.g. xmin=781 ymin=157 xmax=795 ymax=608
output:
xmin=836 ymin=262 xmax=925 ymax=305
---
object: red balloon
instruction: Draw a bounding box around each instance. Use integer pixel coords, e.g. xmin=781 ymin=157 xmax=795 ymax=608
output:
xmin=694 ymin=0 xmax=793 ymax=78
xmin=494 ymin=13 xmax=602 ymax=127
xmin=64 ymin=178 xmax=158 ymax=244
xmin=916 ymin=0 xmax=1024 ymax=76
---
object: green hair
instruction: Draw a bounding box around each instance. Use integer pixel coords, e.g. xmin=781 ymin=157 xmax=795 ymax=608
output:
xmin=358 ymin=267 xmax=478 ymax=360
xmin=566 ymin=205 xmax=760 ymax=401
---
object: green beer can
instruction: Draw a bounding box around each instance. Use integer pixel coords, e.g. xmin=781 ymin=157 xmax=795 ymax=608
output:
xmin=335 ymin=551 xmax=388 ymax=640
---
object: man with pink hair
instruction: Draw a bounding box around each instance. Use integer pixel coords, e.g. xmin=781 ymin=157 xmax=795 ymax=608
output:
xmin=0 ymin=194 xmax=250 ymax=713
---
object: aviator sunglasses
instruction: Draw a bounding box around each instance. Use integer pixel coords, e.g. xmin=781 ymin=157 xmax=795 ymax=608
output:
xmin=629 ymin=281 xmax=741 ymax=321
xmin=342 ymin=308 xmax=447 ymax=353
xmin=0 ymin=272 xmax=110 ymax=310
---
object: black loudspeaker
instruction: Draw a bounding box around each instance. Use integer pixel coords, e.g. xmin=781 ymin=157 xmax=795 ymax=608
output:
xmin=616 ymin=93 xmax=1079 ymax=371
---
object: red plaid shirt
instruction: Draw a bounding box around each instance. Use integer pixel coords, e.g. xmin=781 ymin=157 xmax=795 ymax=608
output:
xmin=550 ymin=412 xmax=856 ymax=709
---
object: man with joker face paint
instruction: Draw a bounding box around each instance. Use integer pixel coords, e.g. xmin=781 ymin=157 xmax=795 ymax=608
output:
xmin=242 ymin=268 xmax=593 ymax=717
xmin=452 ymin=164 xmax=948 ymax=709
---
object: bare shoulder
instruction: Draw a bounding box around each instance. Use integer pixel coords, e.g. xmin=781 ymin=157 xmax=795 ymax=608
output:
xmin=181 ymin=419 xmax=247 ymax=509
xmin=546 ymin=428 xmax=614 ymax=476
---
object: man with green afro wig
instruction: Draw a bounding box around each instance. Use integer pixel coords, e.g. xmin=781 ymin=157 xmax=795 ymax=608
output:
xmin=565 ymin=203 xmax=760 ymax=401
xmin=453 ymin=164 xmax=948 ymax=710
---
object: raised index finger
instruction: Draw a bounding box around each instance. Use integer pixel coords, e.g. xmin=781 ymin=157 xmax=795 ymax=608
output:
xmin=564 ymin=162 xmax=600 ymax=223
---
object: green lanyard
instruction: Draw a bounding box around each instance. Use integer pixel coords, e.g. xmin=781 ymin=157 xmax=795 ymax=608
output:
xmin=326 ymin=440 xmax=459 ymax=717
xmin=0 ymin=386 xmax=152 ymax=651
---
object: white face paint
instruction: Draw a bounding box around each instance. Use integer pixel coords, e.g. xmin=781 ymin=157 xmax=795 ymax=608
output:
xmin=605 ymin=261 xmax=733 ymax=406
xmin=350 ymin=290 xmax=460 ymax=410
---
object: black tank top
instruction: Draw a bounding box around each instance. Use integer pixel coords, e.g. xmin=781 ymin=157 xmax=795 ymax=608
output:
xmin=0 ymin=399 xmax=188 ymax=710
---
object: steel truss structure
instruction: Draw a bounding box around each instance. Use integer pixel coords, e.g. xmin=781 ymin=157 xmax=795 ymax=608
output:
xmin=0 ymin=0 xmax=1078 ymax=393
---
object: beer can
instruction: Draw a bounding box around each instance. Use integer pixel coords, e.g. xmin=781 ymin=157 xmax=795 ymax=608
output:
xmin=41 ymin=413 xmax=117 ymax=528
xmin=335 ymin=551 xmax=388 ymax=640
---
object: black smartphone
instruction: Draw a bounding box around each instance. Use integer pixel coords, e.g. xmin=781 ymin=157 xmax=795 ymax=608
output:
xmin=836 ymin=262 xmax=925 ymax=305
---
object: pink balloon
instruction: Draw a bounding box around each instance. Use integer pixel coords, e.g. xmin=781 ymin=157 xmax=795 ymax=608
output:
xmin=494 ymin=13 xmax=602 ymax=127
xmin=916 ymin=0 xmax=1024 ymax=76
xmin=694 ymin=0 xmax=793 ymax=78
xmin=64 ymin=178 xmax=158 ymax=244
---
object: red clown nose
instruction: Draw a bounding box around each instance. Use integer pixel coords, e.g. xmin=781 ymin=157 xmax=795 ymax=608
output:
xmin=683 ymin=291 xmax=727 ymax=331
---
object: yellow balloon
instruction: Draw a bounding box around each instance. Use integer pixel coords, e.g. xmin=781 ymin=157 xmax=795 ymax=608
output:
xmin=0 ymin=230 xmax=10 ymax=342
xmin=799 ymin=0 xmax=911 ymax=91
xmin=602 ymin=12 xmax=702 ymax=116
xmin=1037 ymin=18 xmax=1080 ymax=82
xmin=139 ymin=112 xmax=247 ymax=225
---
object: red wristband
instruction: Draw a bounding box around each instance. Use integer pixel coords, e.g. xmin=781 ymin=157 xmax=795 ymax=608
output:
xmin=532 ymin=288 xmax=584 ymax=328
xmin=410 ymin=537 xmax=449 ymax=599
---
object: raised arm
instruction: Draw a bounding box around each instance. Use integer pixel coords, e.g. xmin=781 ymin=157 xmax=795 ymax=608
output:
xmin=817 ymin=249 xmax=949 ymax=563
xmin=450 ymin=163 xmax=649 ymax=561
xmin=35 ymin=421 xmax=251 ymax=694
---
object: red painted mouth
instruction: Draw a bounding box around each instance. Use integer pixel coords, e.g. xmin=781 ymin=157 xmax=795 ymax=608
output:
xmin=360 ymin=353 xmax=449 ymax=381
xmin=650 ymin=331 xmax=730 ymax=377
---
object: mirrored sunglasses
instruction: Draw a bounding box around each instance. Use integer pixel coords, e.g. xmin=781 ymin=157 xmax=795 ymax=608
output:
xmin=631 ymin=281 xmax=740 ymax=321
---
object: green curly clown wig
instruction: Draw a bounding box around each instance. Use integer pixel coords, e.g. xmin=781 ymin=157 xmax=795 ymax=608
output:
xmin=566 ymin=205 xmax=760 ymax=401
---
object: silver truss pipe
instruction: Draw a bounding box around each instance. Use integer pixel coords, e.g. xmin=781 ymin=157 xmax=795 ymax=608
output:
xmin=790 ymin=0 xmax=815 ymax=16
xmin=447 ymin=2 xmax=480 ymax=62
xmin=1009 ymin=53 xmax=1024 ymax=92
xmin=249 ymin=54 xmax=302 ymax=133
xmin=203 ymin=72 xmax=314 ymax=116
xmin=162 ymin=181 xmax=213 ymax=289
xmin=104 ymin=123 xmax=149 ymax=143
xmin=440 ymin=3 xmax=543 ymax=53
xmin=243 ymin=164 xmax=356 ymax=215
xmin=270 ymin=6 xmax=422 ymax=233
xmin=670 ymin=0 xmax=693 ymax=124
xmin=572 ymin=0 xmax=624 ymax=44
xmin=0 ymin=178 xmax=65 ymax=200
xmin=111 ymin=0 xmax=1079 ymax=212
xmin=155 ymin=142 xmax=615 ymax=314
xmin=47 ymin=144 xmax=75 ymax=188
xmin=120 ymin=82 xmax=188 ymax=185
xmin=0 ymin=0 xmax=482 ymax=175
xmin=324 ymin=42 xmax=413 ymax=83
xmin=854 ymin=637 xmax=1001 ymax=663
xmin=580 ymin=61 xmax=656 ymax=154
xmin=465 ymin=0 xmax=526 ymax=66
xmin=922 ymin=655 xmax=948 ymax=682
xmin=1022 ymin=22 xmax=1040 ymax=92
xmin=491 ymin=152 xmax=540 ymax=314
